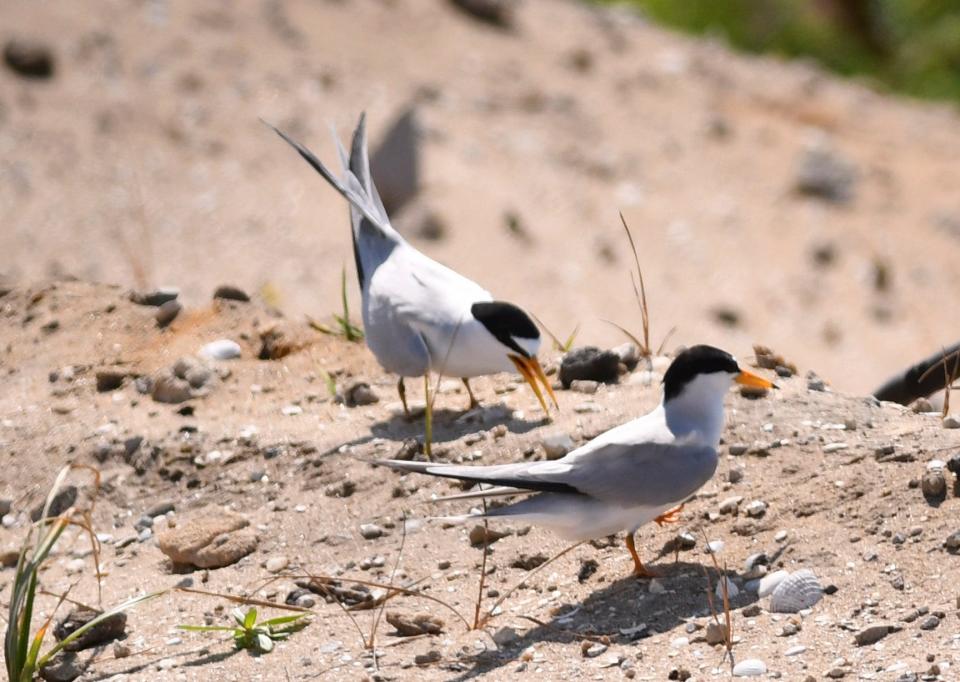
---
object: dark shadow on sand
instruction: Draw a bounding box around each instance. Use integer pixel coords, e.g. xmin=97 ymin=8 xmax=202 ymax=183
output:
xmin=447 ymin=558 xmax=761 ymax=680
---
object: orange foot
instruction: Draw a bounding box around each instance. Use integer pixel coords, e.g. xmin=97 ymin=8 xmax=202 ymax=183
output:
xmin=625 ymin=532 xmax=659 ymax=579
xmin=654 ymin=504 xmax=685 ymax=527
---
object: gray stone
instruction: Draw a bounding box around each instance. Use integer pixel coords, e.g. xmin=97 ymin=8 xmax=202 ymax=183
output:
xmin=155 ymin=300 xmax=182 ymax=327
xmin=213 ymin=284 xmax=250 ymax=302
xmin=345 ymin=382 xmax=379 ymax=407
xmin=854 ymin=623 xmax=895 ymax=646
xmin=541 ymin=432 xmax=575 ymax=460
xmin=359 ymin=523 xmax=384 ymax=540
xmin=795 ymin=139 xmax=856 ymax=203
xmin=559 ymin=347 xmax=620 ymax=388
xmin=157 ymin=509 xmax=258 ymax=568
xmin=39 ymin=653 xmax=81 ymax=682
xmin=151 ymin=374 xmax=192 ymax=404
xmin=54 ymin=607 xmax=127 ymax=651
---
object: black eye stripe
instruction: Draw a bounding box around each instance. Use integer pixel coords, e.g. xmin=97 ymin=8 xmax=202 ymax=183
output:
xmin=662 ymin=345 xmax=739 ymax=400
xmin=471 ymin=301 xmax=540 ymax=357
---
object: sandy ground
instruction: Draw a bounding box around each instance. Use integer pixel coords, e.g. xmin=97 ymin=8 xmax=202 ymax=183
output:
xmin=3 ymin=0 xmax=960 ymax=394
xmin=4 ymin=1 xmax=960 ymax=680
xmin=2 ymin=281 xmax=960 ymax=681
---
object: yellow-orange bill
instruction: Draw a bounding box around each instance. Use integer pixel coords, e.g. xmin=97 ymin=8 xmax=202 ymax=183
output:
xmin=735 ymin=370 xmax=776 ymax=389
xmin=528 ymin=356 xmax=559 ymax=409
xmin=509 ymin=355 xmax=550 ymax=415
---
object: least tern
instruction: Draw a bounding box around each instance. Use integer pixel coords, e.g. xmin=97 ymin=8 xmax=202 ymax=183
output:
xmin=267 ymin=114 xmax=557 ymax=417
xmin=379 ymin=345 xmax=775 ymax=576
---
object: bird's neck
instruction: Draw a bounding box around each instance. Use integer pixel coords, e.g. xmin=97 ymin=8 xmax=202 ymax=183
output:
xmin=662 ymin=389 xmax=726 ymax=447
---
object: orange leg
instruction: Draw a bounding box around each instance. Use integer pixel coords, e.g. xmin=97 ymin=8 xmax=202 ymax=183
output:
xmin=462 ymin=378 xmax=480 ymax=410
xmin=654 ymin=503 xmax=685 ymax=527
xmin=625 ymin=532 xmax=658 ymax=578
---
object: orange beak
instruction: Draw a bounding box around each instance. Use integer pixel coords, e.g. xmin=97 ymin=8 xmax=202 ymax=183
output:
xmin=735 ymin=370 xmax=777 ymax=390
xmin=509 ymin=354 xmax=559 ymax=415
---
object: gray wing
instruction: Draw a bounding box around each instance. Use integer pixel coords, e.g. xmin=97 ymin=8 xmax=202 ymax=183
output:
xmin=379 ymin=441 xmax=718 ymax=508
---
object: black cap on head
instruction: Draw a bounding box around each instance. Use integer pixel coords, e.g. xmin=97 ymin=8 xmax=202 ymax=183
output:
xmin=662 ymin=345 xmax=739 ymax=401
xmin=471 ymin=301 xmax=540 ymax=357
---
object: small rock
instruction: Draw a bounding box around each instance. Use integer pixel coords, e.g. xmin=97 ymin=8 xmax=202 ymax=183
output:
xmin=578 ymin=558 xmax=599 ymax=583
xmin=719 ymin=496 xmax=743 ymax=515
xmin=921 ymin=471 xmax=946 ymax=500
xmin=359 ymin=523 xmax=384 ymax=540
xmin=129 ymin=288 xmax=179 ymax=306
xmin=386 ymin=611 xmax=444 ymax=636
xmin=155 ymin=300 xmax=182 ymax=327
xmin=611 ymin=342 xmax=640 ymax=371
xmin=728 ymin=444 xmax=749 ymax=456
xmin=728 ymin=467 xmax=744 ymax=484
xmin=30 ymin=485 xmax=77 ymax=521
xmin=151 ymin=374 xmax=192 ymax=404
xmin=345 ymin=382 xmax=379 ymax=407
xmin=493 ymin=626 xmax=519 ymax=647
xmin=199 ymin=339 xmax=241 ymax=360
xmin=414 ymin=650 xmax=441 ymax=666
xmin=826 ymin=668 xmax=846 ymax=679
xmin=570 ymin=379 xmax=599 ymax=394
xmin=794 ymin=137 xmax=856 ymax=203
xmin=449 ymin=0 xmax=516 ymax=28
xmin=4 ymin=38 xmax=55 ymax=79
xmin=39 ymin=652 xmax=81 ymax=682
xmin=854 ymin=623 xmax=895 ymax=646
xmin=511 ymin=553 xmax=548 ymax=570
xmin=541 ymin=432 xmax=575 ymax=460
xmin=744 ymin=500 xmax=768 ymax=518
xmin=742 ymin=604 xmax=762 ymax=617
xmin=559 ymin=347 xmax=620 ymax=388
xmin=705 ymin=621 xmax=727 ymax=645
xmin=807 ymin=372 xmax=826 ymax=391
xmin=943 ymin=415 xmax=960 ymax=429
xmin=581 ymin=641 xmax=608 ymax=658
xmin=919 ymin=615 xmax=940 ymax=631
xmin=113 ymin=642 xmax=131 ymax=658
xmin=213 ymin=284 xmax=250 ymax=302
xmin=54 ymin=607 xmax=127 ymax=651
xmin=265 ymin=556 xmax=289 ymax=573
xmin=469 ymin=524 xmax=509 ymax=546
xmin=945 ymin=531 xmax=960 ymax=553
xmin=157 ymin=508 xmax=258 ymax=568
xmin=95 ymin=370 xmax=126 ymax=392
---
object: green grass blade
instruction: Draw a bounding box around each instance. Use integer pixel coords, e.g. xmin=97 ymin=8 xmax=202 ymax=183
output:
xmin=262 ymin=614 xmax=308 ymax=627
xmin=243 ymin=607 xmax=258 ymax=630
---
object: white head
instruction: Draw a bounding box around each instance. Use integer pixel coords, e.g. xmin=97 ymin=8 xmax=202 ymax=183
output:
xmin=661 ymin=345 xmax=775 ymax=446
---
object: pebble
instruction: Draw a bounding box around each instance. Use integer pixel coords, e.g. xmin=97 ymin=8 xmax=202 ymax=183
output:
xmin=921 ymin=471 xmax=946 ymax=499
xmin=469 ymin=524 xmax=508 ymax=546
xmin=570 ymin=379 xmax=599 ymax=394
xmin=359 ymin=523 xmax=384 ymax=540
xmin=611 ymin=342 xmax=640 ymax=371
xmin=38 ymin=652 xmax=82 ymax=682
xmin=345 ymin=382 xmax=379 ymax=407
xmin=774 ymin=530 xmax=788 ymax=542
xmin=386 ymin=612 xmax=444 ymax=637
xmin=785 ymin=645 xmax=806 ymax=656
xmin=581 ymin=641 xmax=608 ymax=658
xmin=559 ymin=346 xmax=621 ymax=388
xmin=919 ymin=615 xmax=940 ymax=631
xmin=794 ymin=137 xmax=856 ymax=203
xmin=199 ymin=339 xmax=241 ymax=360
xmin=155 ymin=300 xmax=182 ymax=327
xmin=213 ymin=284 xmax=250 ymax=302
xmin=719 ymin=496 xmax=743 ymax=515
xmin=151 ymin=375 xmax=192 ymax=404
xmin=744 ymin=500 xmax=768 ymax=518
xmin=705 ymin=621 xmax=727 ymax=645
xmin=706 ymin=540 xmax=724 ymax=554
xmin=540 ymin=432 xmax=575 ymax=459
xmin=728 ymin=444 xmax=749 ymax=456
xmin=130 ymin=287 xmax=178 ymax=306
xmin=3 ymin=38 xmax=55 ymax=79
xmin=945 ymin=531 xmax=960 ymax=553
xmin=728 ymin=467 xmax=744 ymax=484
xmin=265 ymin=556 xmax=289 ymax=573
xmin=281 ymin=404 xmax=303 ymax=416
xmin=54 ymin=607 xmax=127 ymax=651
xmin=854 ymin=623 xmax=895 ymax=646
xmin=157 ymin=509 xmax=258 ymax=568
xmin=943 ymin=416 xmax=960 ymax=429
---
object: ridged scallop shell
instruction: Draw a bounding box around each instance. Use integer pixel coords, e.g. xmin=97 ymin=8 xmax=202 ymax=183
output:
xmin=769 ymin=569 xmax=823 ymax=613
xmin=732 ymin=658 xmax=768 ymax=677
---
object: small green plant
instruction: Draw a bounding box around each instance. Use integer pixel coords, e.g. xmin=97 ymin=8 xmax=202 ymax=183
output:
xmin=307 ymin=266 xmax=364 ymax=342
xmin=532 ymin=313 xmax=580 ymax=353
xmin=5 ymin=465 xmax=162 ymax=682
xmin=179 ymin=607 xmax=310 ymax=654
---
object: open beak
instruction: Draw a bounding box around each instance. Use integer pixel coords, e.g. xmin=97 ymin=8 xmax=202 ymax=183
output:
xmin=735 ymin=370 xmax=777 ymax=390
xmin=509 ymin=354 xmax=559 ymax=414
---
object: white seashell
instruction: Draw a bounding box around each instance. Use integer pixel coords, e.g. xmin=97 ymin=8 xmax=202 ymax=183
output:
xmin=757 ymin=569 xmax=789 ymax=598
xmin=199 ymin=339 xmax=241 ymax=360
xmin=732 ymin=658 xmax=767 ymax=677
xmin=715 ymin=576 xmax=739 ymax=600
xmin=706 ymin=539 xmax=724 ymax=554
xmin=769 ymin=569 xmax=824 ymax=613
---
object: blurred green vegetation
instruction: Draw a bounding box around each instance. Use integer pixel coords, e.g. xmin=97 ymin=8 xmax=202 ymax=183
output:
xmin=604 ymin=0 xmax=960 ymax=103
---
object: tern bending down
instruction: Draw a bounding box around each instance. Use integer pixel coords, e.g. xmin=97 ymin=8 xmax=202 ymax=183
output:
xmin=379 ymin=345 xmax=775 ymax=576
xmin=267 ymin=115 xmax=557 ymax=418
